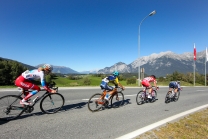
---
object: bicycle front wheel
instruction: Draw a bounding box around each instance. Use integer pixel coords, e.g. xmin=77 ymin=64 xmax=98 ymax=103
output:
xmin=40 ymin=93 xmax=65 ymax=114
xmin=174 ymin=91 xmax=180 ymax=101
xmin=152 ymin=90 xmax=157 ymax=99
xmin=165 ymin=91 xmax=171 ymax=103
xmin=88 ymin=93 xmax=104 ymax=112
xmin=110 ymin=91 xmax=124 ymax=108
xmin=136 ymin=91 xmax=145 ymax=105
xmin=0 ymin=95 xmax=25 ymax=121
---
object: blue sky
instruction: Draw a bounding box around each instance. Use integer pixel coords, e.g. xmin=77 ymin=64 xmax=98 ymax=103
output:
xmin=0 ymin=0 xmax=208 ymax=72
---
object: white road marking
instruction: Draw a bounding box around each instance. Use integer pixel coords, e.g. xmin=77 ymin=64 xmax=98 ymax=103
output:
xmin=116 ymin=104 xmax=208 ymax=139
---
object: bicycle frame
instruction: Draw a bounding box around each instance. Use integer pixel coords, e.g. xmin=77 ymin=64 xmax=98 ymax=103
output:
xmin=17 ymin=87 xmax=58 ymax=108
xmin=102 ymin=87 xmax=122 ymax=101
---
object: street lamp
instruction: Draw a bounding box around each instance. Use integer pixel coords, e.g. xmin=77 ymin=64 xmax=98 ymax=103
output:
xmin=138 ymin=10 xmax=156 ymax=86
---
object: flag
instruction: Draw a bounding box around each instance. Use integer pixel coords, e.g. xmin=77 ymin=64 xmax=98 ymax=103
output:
xmin=194 ymin=43 xmax=196 ymax=61
xmin=206 ymin=47 xmax=208 ymax=62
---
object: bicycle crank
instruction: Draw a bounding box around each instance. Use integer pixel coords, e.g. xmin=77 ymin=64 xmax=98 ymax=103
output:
xmin=24 ymin=106 xmax=34 ymax=113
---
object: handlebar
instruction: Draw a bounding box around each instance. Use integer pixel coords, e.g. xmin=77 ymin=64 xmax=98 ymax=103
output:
xmin=40 ymin=87 xmax=58 ymax=92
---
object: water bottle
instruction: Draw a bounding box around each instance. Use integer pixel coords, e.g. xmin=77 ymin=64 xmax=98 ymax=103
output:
xmin=104 ymin=93 xmax=110 ymax=100
xmin=33 ymin=96 xmax=39 ymax=103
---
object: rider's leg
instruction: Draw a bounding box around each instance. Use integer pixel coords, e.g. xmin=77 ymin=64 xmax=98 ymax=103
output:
xmin=100 ymin=82 xmax=113 ymax=99
xmin=104 ymin=85 xmax=115 ymax=100
xmin=22 ymin=84 xmax=40 ymax=104
xmin=174 ymin=88 xmax=178 ymax=97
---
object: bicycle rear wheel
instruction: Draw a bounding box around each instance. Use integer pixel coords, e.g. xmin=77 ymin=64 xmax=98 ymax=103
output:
xmin=88 ymin=93 xmax=104 ymax=112
xmin=136 ymin=91 xmax=145 ymax=105
xmin=40 ymin=93 xmax=65 ymax=114
xmin=0 ymin=95 xmax=25 ymax=121
xmin=110 ymin=91 xmax=124 ymax=108
xmin=165 ymin=91 xmax=171 ymax=103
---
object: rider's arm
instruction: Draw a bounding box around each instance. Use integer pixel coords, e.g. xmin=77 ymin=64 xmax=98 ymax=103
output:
xmin=39 ymin=72 xmax=52 ymax=92
xmin=154 ymin=80 xmax=157 ymax=88
xmin=115 ymin=77 xmax=125 ymax=90
xmin=177 ymin=84 xmax=181 ymax=91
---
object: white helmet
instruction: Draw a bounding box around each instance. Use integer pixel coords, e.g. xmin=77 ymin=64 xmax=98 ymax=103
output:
xmin=43 ymin=64 xmax=53 ymax=72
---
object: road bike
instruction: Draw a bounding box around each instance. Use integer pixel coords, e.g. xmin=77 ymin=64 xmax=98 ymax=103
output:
xmin=0 ymin=84 xmax=65 ymax=121
xmin=88 ymin=87 xmax=124 ymax=112
xmin=136 ymin=86 xmax=159 ymax=105
xmin=165 ymin=88 xmax=181 ymax=103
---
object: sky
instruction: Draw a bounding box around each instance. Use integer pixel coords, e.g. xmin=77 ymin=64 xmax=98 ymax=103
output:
xmin=0 ymin=0 xmax=208 ymax=72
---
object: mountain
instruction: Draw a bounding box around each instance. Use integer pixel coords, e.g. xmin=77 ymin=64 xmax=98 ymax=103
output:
xmin=35 ymin=64 xmax=79 ymax=74
xmin=0 ymin=57 xmax=79 ymax=74
xmin=0 ymin=57 xmax=36 ymax=70
xmin=98 ymin=51 xmax=208 ymax=77
xmin=2 ymin=50 xmax=207 ymax=76
xmin=79 ymin=69 xmax=99 ymax=74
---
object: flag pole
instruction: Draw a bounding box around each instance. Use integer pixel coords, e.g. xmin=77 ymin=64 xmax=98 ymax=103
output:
xmin=205 ymin=58 xmax=206 ymax=86
xmin=193 ymin=43 xmax=196 ymax=86
xmin=204 ymin=47 xmax=208 ymax=86
xmin=194 ymin=60 xmax=195 ymax=86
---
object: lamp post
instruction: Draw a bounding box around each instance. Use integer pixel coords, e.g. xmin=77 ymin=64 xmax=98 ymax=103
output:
xmin=138 ymin=10 xmax=156 ymax=86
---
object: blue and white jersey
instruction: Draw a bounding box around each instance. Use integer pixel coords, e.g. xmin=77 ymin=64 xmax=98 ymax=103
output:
xmin=169 ymin=81 xmax=180 ymax=89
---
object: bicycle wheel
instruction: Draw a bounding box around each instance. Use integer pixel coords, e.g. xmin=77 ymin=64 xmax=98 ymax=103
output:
xmin=152 ymin=90 xmax=157 ymax=99
xmin=174 ymin=91 xmax=180 ymax=101
xmin=110 ymin=91 xmax=124 ymax=108
xmin=40 ymin=93 xmax=65 ymax=114
xmin=136 ymin=91 xmax=145 ymax=105
xmin=0 ymin=95 xmax=25 ymax=121
xmin=165 ymin=91 xmax=171 ymax=103
xmin=88 ymin=93 xmax=104 ymax=112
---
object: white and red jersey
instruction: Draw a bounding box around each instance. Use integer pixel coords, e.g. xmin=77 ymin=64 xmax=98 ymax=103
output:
xmin=21 ymin=69 xmax=51 ymax=91
xmin=141 ymin=76 xmax=156 ymax=87
xmin=22 ymin=69 xmax=44 ymax=81
xmin=142 ymin=76 xmax=156 ymax=83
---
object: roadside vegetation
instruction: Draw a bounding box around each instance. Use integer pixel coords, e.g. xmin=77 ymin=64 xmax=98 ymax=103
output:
xmin=0 ymin=57 xmax=207 ymax=87
xmin=137 ymin=108 xmax=208 ymax=139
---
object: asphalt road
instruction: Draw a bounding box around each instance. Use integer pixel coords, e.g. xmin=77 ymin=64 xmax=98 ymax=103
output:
xmin=0 ymin=86 xmax=208 ymax=139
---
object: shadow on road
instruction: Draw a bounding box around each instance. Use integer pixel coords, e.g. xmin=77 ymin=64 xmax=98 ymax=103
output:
xmin=99 ymin=98 xmax=132 ymax=111
xmin=123 ymin=99 xmax=131 ymax=106
xmin=61 ymin=102 xmax=87 ymax=111
xmin=0 ymin=119 xmax=9 ymax=125
xmin=0 ymin=102 xmax=88 ymax=122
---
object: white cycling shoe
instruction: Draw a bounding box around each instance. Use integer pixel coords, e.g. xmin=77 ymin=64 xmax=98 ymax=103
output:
xmin=20 ymin=100 xmax=31 ymax=105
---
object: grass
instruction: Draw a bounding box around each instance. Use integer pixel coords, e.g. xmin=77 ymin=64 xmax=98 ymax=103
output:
xmin=0 ymin=76 xmax=205 ymax=88
xmin=137 ymin=108 xmax=208 ymax=139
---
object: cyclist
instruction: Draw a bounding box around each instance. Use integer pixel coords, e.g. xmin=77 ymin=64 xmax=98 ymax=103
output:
xmin=141 ymin=75 xmax=158 ymax=100
xmin=15 ymin=64 xmax=56 ymax=105
xmin=169 ymin=81 xmax=181 ymax=97
xmin=100 ymin=71 xmax=125 ymax=102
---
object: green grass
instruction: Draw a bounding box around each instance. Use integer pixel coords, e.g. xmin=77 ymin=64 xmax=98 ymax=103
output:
xmin=137 ymin=108 xmax=208 ymax=139
xmin=0 ymin=76 xmax=205 ymax=88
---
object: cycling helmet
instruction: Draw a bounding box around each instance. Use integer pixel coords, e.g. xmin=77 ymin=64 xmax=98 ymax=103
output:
xmin=113 ymin=71 xmax=119 ymax=76
xmin=151 ymin=75 xmax=156 ymax=79
xmin=43 ymin=64 xmax=53 ymax=72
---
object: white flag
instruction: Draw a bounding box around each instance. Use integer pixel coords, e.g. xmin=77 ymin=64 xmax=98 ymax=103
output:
xmin=206 ymin=47 xmax=208 ymax=62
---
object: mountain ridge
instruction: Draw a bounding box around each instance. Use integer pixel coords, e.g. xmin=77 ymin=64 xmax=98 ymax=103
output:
xmin=1 ymin=50 xmax=207 ymax=77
